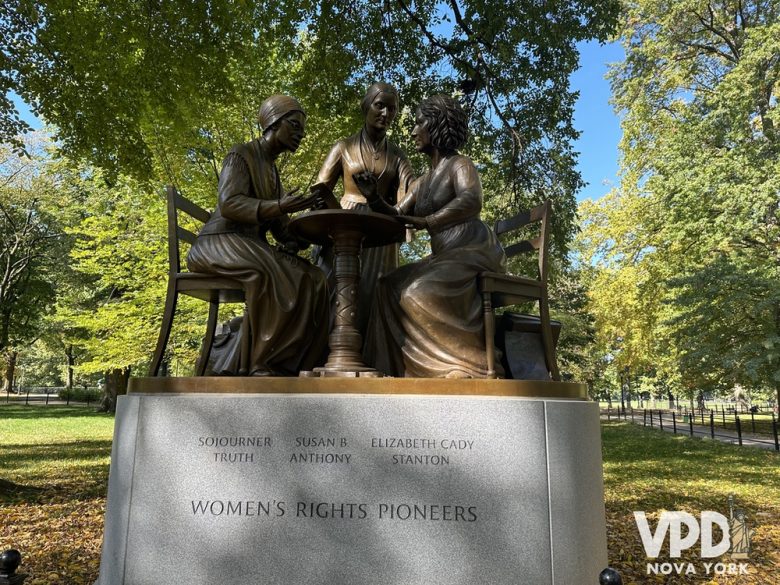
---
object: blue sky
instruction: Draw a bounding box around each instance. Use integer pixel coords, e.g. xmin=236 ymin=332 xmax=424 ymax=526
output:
xmin=571 ymin=40 xmax=625 ymax=203
xmin=11 ymin=40 xmax=624 ymax=203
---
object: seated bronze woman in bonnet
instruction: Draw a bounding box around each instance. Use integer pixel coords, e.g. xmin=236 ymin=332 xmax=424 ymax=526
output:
xmin=187 ymin=95 xmax=329 ymax=376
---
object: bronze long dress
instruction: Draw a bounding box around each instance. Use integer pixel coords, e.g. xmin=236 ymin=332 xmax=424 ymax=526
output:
xmin=187 ymin=138 xmax=329 ymax=375
xmin=363 ymin=154 xmax=506 ymax=378
xmin=314 ymin=130 xmax=413 ymax=335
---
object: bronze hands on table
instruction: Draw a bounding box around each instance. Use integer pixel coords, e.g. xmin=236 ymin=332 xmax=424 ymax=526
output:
xmin=275 ymin=187 xmax=325 ymax=255
xmin=353 ymin=171 xmax=429 ymax=231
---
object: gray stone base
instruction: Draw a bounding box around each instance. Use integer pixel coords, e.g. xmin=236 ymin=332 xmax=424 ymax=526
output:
xmin=96 ymin=390 xmax=606 ymax=585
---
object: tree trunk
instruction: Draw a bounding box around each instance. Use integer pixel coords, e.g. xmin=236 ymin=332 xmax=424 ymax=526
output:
xmin=626 ymin=369 xmax=632 ymax=409
xmin=66 ymin=344 xmax=74 ymax=391
xmin=99 ymin=367 xmax=130 ymax=413
xmin=2 ymin=350 xmax=17 ymax=393
xmin=776 ymin=385 xmax=779 ymax=416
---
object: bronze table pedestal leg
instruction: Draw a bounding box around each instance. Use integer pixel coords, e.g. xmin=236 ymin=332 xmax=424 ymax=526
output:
xmin=290 ymin=209 xmax=404 ymax=378
xmin=315 ymin=227 xmax=380 ymax=377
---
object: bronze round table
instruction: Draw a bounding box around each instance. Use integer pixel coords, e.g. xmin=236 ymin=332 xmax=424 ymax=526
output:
xmin=290 ymin=209 xmax=405 ymax=376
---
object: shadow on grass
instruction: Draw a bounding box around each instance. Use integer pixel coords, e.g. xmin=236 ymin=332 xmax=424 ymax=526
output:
xmin=0 ymin=404 xmax=113 ymax=420
xmin=0 ymin=439 xmax=112 ymax=503
xmin=0 ymin=440 xmax=113 ymax=466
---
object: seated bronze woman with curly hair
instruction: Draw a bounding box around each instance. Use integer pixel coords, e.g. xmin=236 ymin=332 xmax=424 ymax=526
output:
xmin=353 ymin=94 xmax=507 ymax=378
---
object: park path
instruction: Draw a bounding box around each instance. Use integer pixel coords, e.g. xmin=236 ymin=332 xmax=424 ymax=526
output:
xmin=601 ymin=409 xmax=779 ymax=452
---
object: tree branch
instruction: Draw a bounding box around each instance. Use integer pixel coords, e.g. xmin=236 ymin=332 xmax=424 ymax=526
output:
xmin=446 ymin=0 xmax=494 ymax=51
xmin=690 ymin=5 xmax=741 ymax=61
xmin=395 ymin=0 xmax=524 ymax=151
xmin=677 ymin=39 xmax=736 ymax=64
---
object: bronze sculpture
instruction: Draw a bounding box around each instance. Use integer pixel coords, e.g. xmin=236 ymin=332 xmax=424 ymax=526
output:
xmin=354 ymin=95 xmax=507 ymax=378
xmin=313 ymin=82 xmax=414 ymax=335
xmin=186 ymin=95 xmax=328 ymax=376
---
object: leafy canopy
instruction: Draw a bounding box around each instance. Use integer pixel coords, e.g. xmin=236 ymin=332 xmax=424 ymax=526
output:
xmin=585 ymin=0 xmax=780 ymax=399
xmin=2 ymin=0 xmax=620 ymax=246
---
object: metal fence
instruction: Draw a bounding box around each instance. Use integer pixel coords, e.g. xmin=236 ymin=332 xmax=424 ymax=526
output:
xmin=3 ymin=386 xmax=102 ymax=407
xmin=603 ymin=406 xmax=780 ymax=451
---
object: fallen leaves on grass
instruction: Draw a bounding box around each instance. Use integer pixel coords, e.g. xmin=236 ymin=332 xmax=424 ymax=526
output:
xmin=602 ymin=422 xmax=780 ymax=584
xmin=1 ymin=499 xmax=105 ymax=585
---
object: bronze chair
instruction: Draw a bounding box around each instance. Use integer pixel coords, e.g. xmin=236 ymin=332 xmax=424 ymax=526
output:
xmin=479 ymin=200 xmax=560 ymax=380
xmin=149 ymin=185 xmax=248 ymax=376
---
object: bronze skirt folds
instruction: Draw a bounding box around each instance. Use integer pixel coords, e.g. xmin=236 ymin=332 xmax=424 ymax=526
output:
xmin=187 ymin=232 xmax=329 ymax=375
xmin=363 ymin=217 xmax=505 ymax=378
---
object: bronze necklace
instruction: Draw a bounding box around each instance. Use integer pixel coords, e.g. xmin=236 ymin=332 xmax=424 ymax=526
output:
xmin=359 ymin=128 xmax=388 ymax=181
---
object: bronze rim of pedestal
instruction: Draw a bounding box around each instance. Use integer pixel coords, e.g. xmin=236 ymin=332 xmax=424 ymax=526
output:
xmin=129 ymin=377 xmax=588 ymax=399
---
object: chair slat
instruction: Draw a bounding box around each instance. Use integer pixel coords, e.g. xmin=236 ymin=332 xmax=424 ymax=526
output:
xmin=504 ymin=237 xmax=541 ymax=258
xmin=494 ymin=202 xmax=546 ymax=236
xmin=177 ymin=226 xmax=198 ymax=245
xmin=495 ymin=210 xmax=531 ymax=236
xmin=175 ymin=191 xmax=211 ymax=223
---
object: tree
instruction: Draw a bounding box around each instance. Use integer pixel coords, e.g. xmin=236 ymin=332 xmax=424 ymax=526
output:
xmin=576 ymin=192 xmax=669 ymax=378
xmin=549 ymin=263 xmax=608 ymax=396
xmin=600 ymin=0 xmax=780 ymax=405
xmin=52 ymin=163 xmax=210 ymax=410
xmin=1 ymin=0 xmax=621 ymax=252
xmin=0 ymin=134 xmax=65 ymax=391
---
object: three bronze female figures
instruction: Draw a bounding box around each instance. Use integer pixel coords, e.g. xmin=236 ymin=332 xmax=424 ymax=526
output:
xmin=187 ymin=85 xmax=507 ymax=378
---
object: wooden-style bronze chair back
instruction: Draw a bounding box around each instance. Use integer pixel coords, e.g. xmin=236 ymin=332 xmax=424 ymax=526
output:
xmin=494 ymin=200 xmax=550 ymax=284
xmin=166 ymin=185 xmax=210 ymax=275
xmin=479 ymin=200 xmax=559 ymax=380
xmin=149 ymin=186 xmax=247 ymax=377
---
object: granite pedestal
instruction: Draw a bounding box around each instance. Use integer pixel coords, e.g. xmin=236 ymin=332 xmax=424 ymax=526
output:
xmin=96 ymin=379 xmax=607 ymax=585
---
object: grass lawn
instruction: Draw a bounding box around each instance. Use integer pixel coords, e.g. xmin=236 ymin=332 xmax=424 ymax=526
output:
xmin=1 ymin=405 xmax=778 ymax=584
xmin=602 ymin=421 xmax=780 ymax=584
xmin=0 ymin=405 xmax=114 ymax=585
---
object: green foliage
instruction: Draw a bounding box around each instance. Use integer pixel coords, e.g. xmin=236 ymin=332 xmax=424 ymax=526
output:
xmin=14 ymin=339 xmax=67 ymax=387
xmin=582 ymin=0 xmax=780 ymax=402
xmin=52 ymin=164 xmax=209 ymax=376
xmin=0 ymin=134 xmax=71 ymax=390
xmin=549 ymin=264 xmax=604 ymax=389
xmin=1 ymin=0 xmax=622 ymax=256
xmin=57 ymin=386 xmax=102 ymax=403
